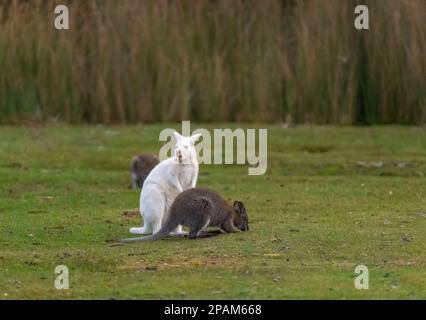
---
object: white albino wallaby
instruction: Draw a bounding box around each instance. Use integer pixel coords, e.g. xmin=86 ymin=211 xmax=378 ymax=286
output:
xmin=129 ymin=132 xmax=202 ymax=235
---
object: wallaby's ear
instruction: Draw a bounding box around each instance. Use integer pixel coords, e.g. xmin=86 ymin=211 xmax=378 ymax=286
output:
xmin=190 ymin=133 xmax=202 ymax=144
xmin=173 ymin=131 xmax=183 ymax=142
xmin=233 ymin=201 xmax=244 ymax=213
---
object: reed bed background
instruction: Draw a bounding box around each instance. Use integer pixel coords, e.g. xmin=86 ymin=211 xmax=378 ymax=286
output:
xmin=0 ymin=0 xmax=424 ymax=124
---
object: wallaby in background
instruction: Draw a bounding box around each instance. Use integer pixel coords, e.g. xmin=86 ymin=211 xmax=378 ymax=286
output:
xmin=129 ymin=132 xmax=202 ymax=236
xmin=130 ymin=154 xmax=160 ymax=188
xmin=122 ymin=188 xmax=249 ymax=242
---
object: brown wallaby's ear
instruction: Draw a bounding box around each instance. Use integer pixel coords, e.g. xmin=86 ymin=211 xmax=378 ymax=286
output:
xmin=233 ymin=201 xmax=239 ymax=209
xmin=233 ymin=201 xmax=244 ymax=213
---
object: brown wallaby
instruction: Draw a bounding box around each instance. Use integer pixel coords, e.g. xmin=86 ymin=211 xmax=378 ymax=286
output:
xmin=121 ymin=188 xmax=249 ymax=242
xmin=130 ymin=154 xmax=160 ymax=188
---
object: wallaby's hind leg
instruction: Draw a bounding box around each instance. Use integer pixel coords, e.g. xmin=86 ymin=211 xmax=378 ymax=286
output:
xmin=163 ymin=201 xmax=186 ymax=236
xmin=131 ymin=184 xmax=165 ymax=235
xmin=129 ymin=224 xmax=152 ymax=235
xmin=188 ymin=229 xmax=201 ymax=239
xmin=188 ymin=217 xmax=211 ymax=239
xmin=152 ymin=219 xmax=163 ymax=235
xmin=171 ymin=225 xmax=187 ymax=236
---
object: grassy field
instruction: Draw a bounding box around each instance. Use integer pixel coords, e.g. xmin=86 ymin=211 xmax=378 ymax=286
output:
xmin=0 ymin=124 xmax=425 ymax=299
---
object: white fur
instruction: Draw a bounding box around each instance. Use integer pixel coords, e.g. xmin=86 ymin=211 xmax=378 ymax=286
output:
xmin=129 ymin=132 xmax=202 ymax=235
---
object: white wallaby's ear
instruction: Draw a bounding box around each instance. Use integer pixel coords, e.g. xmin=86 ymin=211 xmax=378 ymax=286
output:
xmin=190 ymin=133 xmax=202 ymax=144
xmin=173 ymin=131 xmax=183 ymax=142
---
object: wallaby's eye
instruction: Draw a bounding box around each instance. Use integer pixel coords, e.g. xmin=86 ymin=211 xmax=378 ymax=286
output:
xmin=184 ymin=145 xmax=189 ymax=149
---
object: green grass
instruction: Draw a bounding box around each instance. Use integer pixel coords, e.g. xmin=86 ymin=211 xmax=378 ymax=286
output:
xmin=0 ymin=124 xmax=425 ymax=299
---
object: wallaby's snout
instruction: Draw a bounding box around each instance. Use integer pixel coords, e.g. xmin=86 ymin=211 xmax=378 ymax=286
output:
xmin=176 ymin=149 xmax=183 ymax=164
xmin=240 ymin=218 xmax=249 ymax=231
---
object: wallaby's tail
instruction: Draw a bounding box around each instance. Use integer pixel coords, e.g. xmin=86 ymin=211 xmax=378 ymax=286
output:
xmin=119 ymin=234 xmax=154 ymax=242
xmin=121 ymin=220 xmax=178 ymax=243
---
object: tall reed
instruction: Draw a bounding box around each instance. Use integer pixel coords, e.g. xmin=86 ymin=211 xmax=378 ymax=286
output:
xmin=0 ymin=0 xmax=424 ymax=124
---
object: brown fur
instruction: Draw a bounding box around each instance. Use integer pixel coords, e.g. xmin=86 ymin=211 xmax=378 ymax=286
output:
xmin=121 ymin=188 xmax=249 ymax=242
xmin=130 ymin=154 xmax=159 ymax=188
